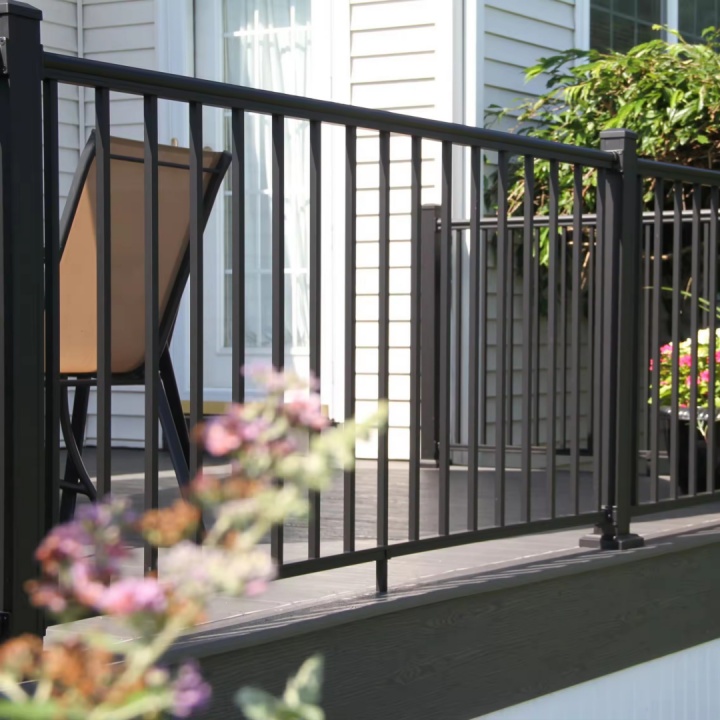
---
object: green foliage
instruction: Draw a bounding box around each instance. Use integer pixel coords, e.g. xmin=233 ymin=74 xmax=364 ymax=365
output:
xmin=483 ymin=26 xmax=720 ymax=329
xmin=236 ymin=656 xmax=325 ymax=720
xmin=487 ymin=25 xmax=720 ymax=219
xmin=488 ymin=26 xmax=720 ymax=212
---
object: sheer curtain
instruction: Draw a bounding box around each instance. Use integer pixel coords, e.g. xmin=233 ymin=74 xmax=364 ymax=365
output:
xmin=223 ymin=0 xmax=311 ymax=355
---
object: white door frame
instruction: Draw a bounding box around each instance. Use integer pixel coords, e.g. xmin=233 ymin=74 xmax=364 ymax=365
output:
xmin=155 ymin=0 xmax=347 ymax=416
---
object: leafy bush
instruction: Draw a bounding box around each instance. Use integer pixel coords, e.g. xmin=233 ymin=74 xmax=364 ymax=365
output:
xmin=488 ymin=26 xmax=720 ymax=218
xmin=486 ymin=27 xmax=720 ymax=330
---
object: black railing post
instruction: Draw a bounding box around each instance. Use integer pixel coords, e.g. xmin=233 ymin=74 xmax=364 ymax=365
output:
xmin=0 ymin=0 xmax=48 ymax=637
xmin=581 ymin=130 xmax=644 ymax=550
xmin=420 ymin=204 xmax=441 ymax=462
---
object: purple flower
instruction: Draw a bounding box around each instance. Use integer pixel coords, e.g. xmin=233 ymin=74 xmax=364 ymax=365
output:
xmin=98 ymin=577 xmax=168 ymax=617
xmin=36 ymin=521 xmax=89 ymax=569
xmin=171 ymin=661 xmax=212 ymax=718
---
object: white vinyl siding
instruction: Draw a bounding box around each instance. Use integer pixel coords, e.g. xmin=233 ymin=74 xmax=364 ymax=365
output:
xmin=349 ymin=0 xmax=461 ymax=460
xmin=82 ymin=0 xmax=156 ymax=143
xmin=484 ymin=0 xmax=576 ymax=130
xmin=40 ymin=0 xmax=80 ymax=204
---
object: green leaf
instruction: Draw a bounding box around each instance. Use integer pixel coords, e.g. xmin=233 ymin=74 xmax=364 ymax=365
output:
xmin=0 ymin=702 xmax=74 ymax=720
xmin=236 ymin=688 xmax=284 ymax=720
xmin=236 ymin=656 xmax=325 ymax=720
xmin=283 ymin=656 xmax=323 ymax=708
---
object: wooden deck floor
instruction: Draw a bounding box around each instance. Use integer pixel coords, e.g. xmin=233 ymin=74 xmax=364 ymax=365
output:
xmin=47 ymin=448 xmax=720 ymax=649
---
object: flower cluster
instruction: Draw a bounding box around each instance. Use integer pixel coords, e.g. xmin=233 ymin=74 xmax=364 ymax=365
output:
xmin=0 ymin=633 xmax=210 ymax=718
xmin=0 ymin=367 xmax=385 ymax=720
xmin=652 ymin=328 xmax=720 ymax=417
xmin=26 ymin=499 xmax=136 ymax=619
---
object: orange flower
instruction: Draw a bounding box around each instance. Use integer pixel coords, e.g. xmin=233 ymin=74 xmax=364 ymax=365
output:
xmin=0 ymin=634 xmax=42 ymax=678
xmin=138 ymin=500 xmax=201 ymax=547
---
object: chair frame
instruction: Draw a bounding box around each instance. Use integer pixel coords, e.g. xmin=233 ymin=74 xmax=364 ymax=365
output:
xmin=58 ymin=131 xmax=232 ymax=521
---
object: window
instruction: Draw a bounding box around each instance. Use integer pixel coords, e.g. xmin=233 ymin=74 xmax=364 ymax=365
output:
xmin=590 ymin=0 xmax=663 ymax=52
xmin=221 ymin=1 xmax=312 ymax=352
xmin=679 ymin=0 xmax=720 ymax=42
xmin=590 ymin=0 xmax=720 ymax=52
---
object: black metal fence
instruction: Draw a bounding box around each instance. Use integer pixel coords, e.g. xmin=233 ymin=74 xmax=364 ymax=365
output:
xmin=1 ymin=1 xmax=719 ymax=638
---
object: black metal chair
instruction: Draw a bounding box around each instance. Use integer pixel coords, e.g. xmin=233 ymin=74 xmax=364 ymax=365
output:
xmin=58 ymin=132 xmax=231 ymax=521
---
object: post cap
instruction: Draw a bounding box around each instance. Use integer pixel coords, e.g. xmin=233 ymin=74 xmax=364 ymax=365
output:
xmin=0 ymin=1 xmax=42 ymax=20
xmin=599 ymin=129 xmax=638 ymax=140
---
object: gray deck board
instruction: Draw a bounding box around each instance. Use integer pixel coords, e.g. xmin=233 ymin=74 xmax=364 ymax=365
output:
xmin=47 ymin=449 xmax=720 ymax=646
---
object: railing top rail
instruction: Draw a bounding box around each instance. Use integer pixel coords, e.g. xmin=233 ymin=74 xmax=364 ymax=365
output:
xmin=638 ymin=157 xmax=720 ymax=186
xmin=42 ymin=52 xmax=617 ymax=168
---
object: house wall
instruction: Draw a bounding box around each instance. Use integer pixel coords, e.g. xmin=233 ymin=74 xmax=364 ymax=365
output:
xmin=40 ymin=0 xmax=81 ymax=204
xmin=483 ymin=0 xmax=577 ymax=132
xmin=350 ymin=0 xmax=463 ymax=459
xmin=37 ymin=0 xmax=589 ymax=461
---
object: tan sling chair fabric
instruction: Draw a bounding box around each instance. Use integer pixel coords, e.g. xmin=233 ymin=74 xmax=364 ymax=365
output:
xmin=60 ymin=135 xmax=230 ymax=376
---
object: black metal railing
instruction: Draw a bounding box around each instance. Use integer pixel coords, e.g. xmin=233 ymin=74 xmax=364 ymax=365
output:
xmin=1 ymin=1 xmax=719 ymax=638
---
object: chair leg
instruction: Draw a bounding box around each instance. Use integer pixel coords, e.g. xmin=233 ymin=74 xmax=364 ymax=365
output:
xmin=159 ymin=349 xmax=205 ymax=540
xmin=59 ymin=384 xmax=95 ymax=522
xmin=159 ymin=349 xmax=190 ymax=464
xmin=158 ymin=382 xmax=189 ymax=490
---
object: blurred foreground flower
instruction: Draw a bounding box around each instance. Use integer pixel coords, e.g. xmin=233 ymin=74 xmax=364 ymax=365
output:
xmin=0 ymin=368 xmax=386 ymax=719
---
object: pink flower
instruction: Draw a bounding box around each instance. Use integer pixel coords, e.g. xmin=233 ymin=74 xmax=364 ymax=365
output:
xmin=679 ymin=355 xmax=693 ymax=368
xmin=269 ymin=438 xmax=298 ymax=458
xmin=660 ymin=344 xmax=673 ymax=355
xmin=99 ymin=577 xmax=167 ymax=616
xmin=284 ymin=391 xmax=329 ymax=431
xmin=715 ymin=350 xmax=720 ymax=363
xmin=203 ymin=415 xmax=244 ymax=456
xmin=203 ymin=410 xmax=271 ymax=457
xmin=700 ymin=370 xmax=710 ymax=383
xmin=70 ymin=561 xmax=108 ymax=608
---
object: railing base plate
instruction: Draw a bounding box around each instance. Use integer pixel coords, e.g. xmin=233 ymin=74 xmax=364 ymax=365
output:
xmin=579 ymin=532 xmax=645 ymax=550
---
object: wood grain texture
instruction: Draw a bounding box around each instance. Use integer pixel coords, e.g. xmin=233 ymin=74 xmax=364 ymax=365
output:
xmin=193 ymin=533 xmax=720 ymax=720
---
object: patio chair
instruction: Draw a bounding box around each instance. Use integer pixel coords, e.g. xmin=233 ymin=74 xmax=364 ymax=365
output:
xmin=58 ymin=132 xmax=231 ymax=522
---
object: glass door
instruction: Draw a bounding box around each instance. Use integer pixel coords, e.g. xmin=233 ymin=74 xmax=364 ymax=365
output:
xmin=189 ymin=0 xmax=333 ymax=402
